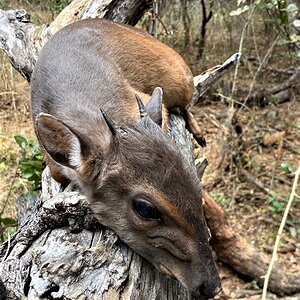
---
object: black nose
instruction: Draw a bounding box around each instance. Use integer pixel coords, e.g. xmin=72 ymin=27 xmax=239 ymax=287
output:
xmin=192 ymin=281 xmax=221 ymax=299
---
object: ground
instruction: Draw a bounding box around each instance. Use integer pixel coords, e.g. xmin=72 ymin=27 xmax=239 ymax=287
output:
xmin=0 ymin=1 xmax=299 ymax=299
xmin=191 ymin=100 xmax=300 ymax=299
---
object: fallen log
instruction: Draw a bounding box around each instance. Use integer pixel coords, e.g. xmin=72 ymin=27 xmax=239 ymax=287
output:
xmin=0 ymin=0 xmax=152 ymax=81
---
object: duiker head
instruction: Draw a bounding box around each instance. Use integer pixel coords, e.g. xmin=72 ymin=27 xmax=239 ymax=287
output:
xmin=35 ymin=87 xmax=221 ymax=299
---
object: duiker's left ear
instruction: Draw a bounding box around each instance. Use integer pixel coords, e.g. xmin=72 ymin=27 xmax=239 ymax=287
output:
xmin=35 ymin=113 xmax=112 ymax=174
xmin=35 ymin=113 xmax=84 ymax=171
xmin=146 ymin=87 xmax=163 ymax=127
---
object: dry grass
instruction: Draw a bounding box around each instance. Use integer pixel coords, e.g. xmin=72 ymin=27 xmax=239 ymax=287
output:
xmin=0 ymin=54 xmax=33 ymax=222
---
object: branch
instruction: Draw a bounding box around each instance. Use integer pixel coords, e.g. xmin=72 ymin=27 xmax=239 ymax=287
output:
xmin=267 ymin=66 xmax=300 ymax=95
xmin=102 ymin=0 xmax=152 ymax=26
xmin=232 ymin=66 xmax=300 ymax=106
xmin=241 ymin=169 xmax=278 ymax=199
xmin=262 ymin=166 xmax=300 ymax=299
xmin=190 ymin=52 xmax=242 ymax=107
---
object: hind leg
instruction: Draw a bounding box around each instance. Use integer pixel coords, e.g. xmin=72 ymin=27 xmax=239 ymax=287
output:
xmin=182 ymin=109 xmax=206 ymax=147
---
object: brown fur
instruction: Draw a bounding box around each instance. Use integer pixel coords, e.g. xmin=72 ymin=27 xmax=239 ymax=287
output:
xmin=31 ymin=19 xmax=220 ymax=299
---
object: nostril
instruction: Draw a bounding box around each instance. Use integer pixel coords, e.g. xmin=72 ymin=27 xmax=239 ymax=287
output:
xmin=193 ymin=282 xmax=221 ymax=300
xmin=210 ymin=285 xmax=222 ymax=298
xmin=191 ymin=285 xmax=205 ymax=300
xmin=197 ymin=283 xmax=206 ymax=297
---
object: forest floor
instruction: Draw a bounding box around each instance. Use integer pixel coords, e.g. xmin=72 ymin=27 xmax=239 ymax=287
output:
xmin=0 ymin=2 xmax=299 ymax=299
xmin=191 ymin=99 xmax=300 ymax=300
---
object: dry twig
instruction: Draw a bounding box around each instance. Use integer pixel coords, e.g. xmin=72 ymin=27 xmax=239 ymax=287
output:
xmin=262 ymin=166 xmax=300 ymax=299
xmin=231 ymin=3 xmax=257 ymax=95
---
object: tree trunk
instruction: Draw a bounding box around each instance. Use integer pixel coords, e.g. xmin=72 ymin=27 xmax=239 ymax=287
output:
xmin=0 ymin=0 xmax=299 ymax=298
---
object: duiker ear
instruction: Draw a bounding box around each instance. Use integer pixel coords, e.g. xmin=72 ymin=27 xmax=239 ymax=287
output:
xmin=146 ymin=87 xmax=163 ymax=127
xmin=35 ymin=113 xmax=86 ymax=170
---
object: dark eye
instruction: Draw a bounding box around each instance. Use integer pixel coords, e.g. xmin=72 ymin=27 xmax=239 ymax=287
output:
xmin=133 ymin=198 xmax=161 ymax=220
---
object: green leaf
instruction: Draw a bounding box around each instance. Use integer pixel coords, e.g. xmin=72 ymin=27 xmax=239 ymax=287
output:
xmin=280 ymin=162 xmax=292 ymax=174
xmin=268 ymin=198 xmax=285 ymax=213
xmin=0 ymin=161 xmax=8 ymax=172
xmin=290 ymin=34 xmax=300 ymax=43
xmin=15 ymin=135 xmax=44 ymax=191
xmin=0 ymin=217 xmax=17 ymax=226
xmin=14 ymin=135 xmax=27 ymax=148
xmin=293 ymin=20 xmax=300 ymax=28
xmin=286 ymin=3 xmax=298 ymax=13
xmin=22 ymin=171 xmax=35 ymax=179
xmin=277 ymin=38 xmax=291 ymax=46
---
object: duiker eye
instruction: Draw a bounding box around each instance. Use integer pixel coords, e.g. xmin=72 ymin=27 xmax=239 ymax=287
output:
xmin=133 ymin=198 xmax=161 ymax=220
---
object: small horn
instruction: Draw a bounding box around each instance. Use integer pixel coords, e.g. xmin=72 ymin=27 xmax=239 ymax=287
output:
xmin=135 ymin=94 xmax=147 ymax=118
xmin=100 ymin=109 xmax=118 ymax=135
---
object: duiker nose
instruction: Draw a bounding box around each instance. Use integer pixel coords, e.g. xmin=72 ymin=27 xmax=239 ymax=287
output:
xmin=192 ymin=280 xmax=221 ymax=299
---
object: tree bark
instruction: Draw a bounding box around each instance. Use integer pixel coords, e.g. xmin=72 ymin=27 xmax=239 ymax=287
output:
xmin=0 ymin=0 xmax=299 ymax=299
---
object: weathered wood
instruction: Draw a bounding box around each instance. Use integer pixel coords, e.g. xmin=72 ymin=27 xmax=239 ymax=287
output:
xmin=103 ymin=0 xmax=152 ymax=25
xmin=221 ymin=66 xmax=300 ymax=107
xmin=191 ymin=52 xmax=241 ymax=107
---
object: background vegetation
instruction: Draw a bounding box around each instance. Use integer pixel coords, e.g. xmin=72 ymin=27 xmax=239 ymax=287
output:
xmin=0 ymin=0 xmax=299 ymax=297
